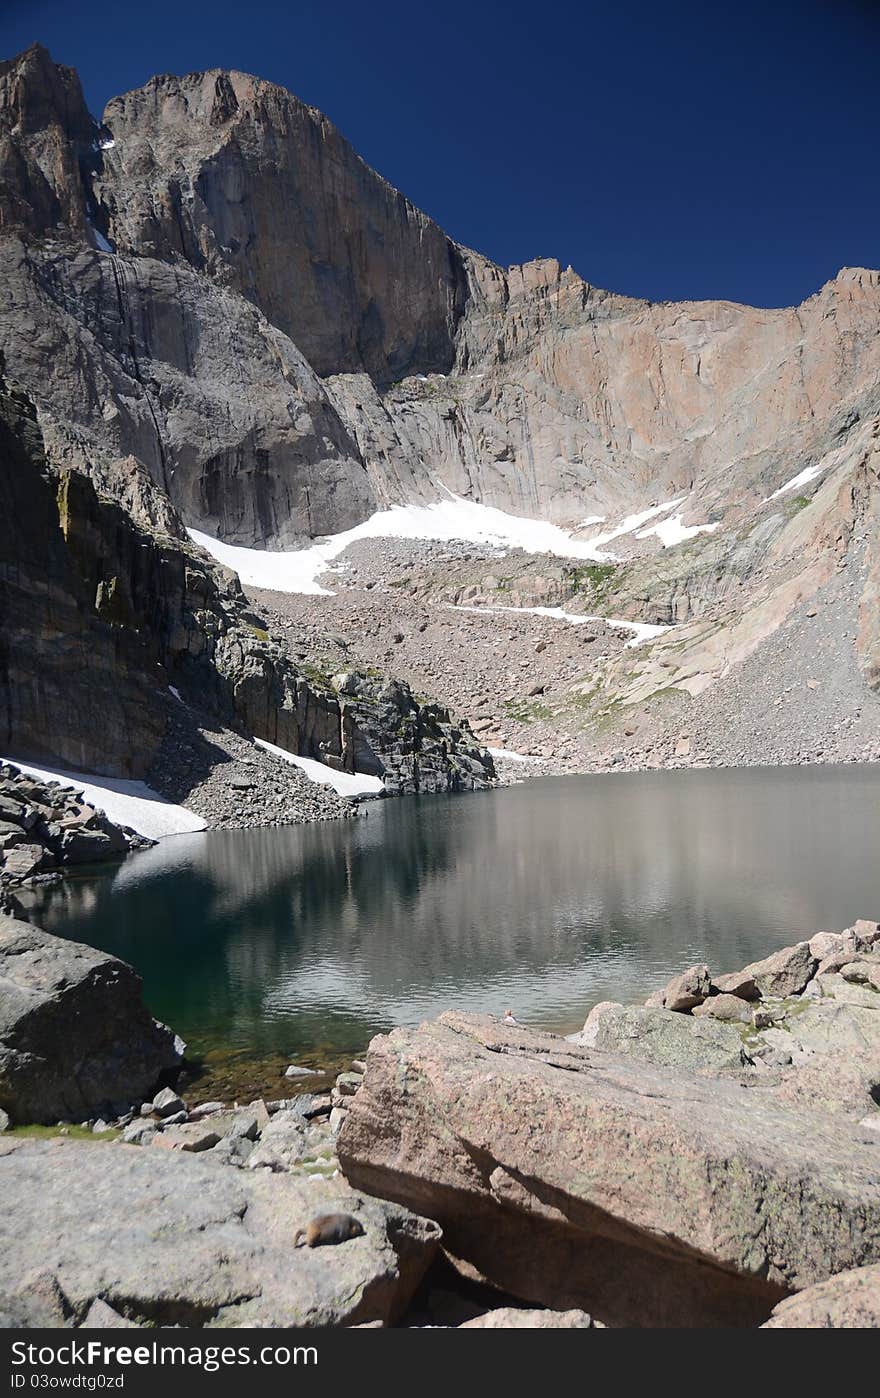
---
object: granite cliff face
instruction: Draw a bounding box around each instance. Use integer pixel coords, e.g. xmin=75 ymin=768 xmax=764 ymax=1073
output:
xmin=94 ymin=68 xmax=468 ymax=383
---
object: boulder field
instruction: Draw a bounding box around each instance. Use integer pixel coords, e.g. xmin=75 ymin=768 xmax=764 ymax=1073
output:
xmin=0 ymin=763 xmax=150 ymax=890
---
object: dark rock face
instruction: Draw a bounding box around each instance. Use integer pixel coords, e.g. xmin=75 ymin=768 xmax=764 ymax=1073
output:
xmin=0 ymin=235 xmax=376 ymax=547
xmin=0 ymin=916 xmax=181 ymax=1124
xmin=0 ymin=374 xmax=168 ymax=776
xmin=334 ymin=673 xmax=495 ymax=794
xmin=0 ymin=370 xmax=359 ymax=776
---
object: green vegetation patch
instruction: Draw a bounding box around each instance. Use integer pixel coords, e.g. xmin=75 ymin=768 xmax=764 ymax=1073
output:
xmin=503 ymin=697 xmax=553 ymax=723
xmin=563 ymin=562 xmax=618 ymax=596
xmin=784 ymin=495 xmax=812 ymax=517
xmin=9 ymin=1123 xmax=119 ymax=1142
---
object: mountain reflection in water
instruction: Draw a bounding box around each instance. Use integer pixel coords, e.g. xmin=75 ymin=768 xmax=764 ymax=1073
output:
xmin=24 ymin=766 xmax=880 ymax=1066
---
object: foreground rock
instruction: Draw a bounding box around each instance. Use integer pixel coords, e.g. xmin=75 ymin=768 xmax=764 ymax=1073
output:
xmin=0 ymin=917 xmax=181 ymax=1124
xmin=459 ymin=1308 xmax=599 ymax=1329
xmin=0 ymin=1136 xmax=440 ymax=1327
xmin=762 ymin=1264 xmax=880 ymax=1328
xmin=338 ymin=1011 xmax=880 ymax=1327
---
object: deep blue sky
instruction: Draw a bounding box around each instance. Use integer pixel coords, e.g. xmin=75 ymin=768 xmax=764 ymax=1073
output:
xmin=3 ymin=0 xmax=878 ymax=306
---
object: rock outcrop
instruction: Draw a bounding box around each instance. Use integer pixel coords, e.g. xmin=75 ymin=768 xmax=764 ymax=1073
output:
xmin=0 ymin=916 xmax=181 ymax=1124
xmin=570 ymin=1001 xmax=747 ymax=1070
xmin=338 ymin=1008 xmax=880 ymax=1327
xmin=95 ymin=67 xmax=468 ymax=385
xmin=0 ymin=762 xmax=148 ymax=887
xmin=0 ymin=1135 xmax=440 ymax=1326
xmin=629 ymin=922 xmax=880 ymax=1120
xmin=331 ymin=673 xmax=494 ymax=794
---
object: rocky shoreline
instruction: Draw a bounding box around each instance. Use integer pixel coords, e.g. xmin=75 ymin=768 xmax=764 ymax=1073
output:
xmin=0 ymin=764 xmax=151 ymax=893
xmin=1 ymin=909 xmax=878 ymax=1328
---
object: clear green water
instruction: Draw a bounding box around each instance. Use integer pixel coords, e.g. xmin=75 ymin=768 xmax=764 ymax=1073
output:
xmin=21 ymin=765 xmax=880 ymax=1098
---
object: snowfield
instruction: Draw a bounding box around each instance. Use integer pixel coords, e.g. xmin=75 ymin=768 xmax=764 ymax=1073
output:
xmin=188 ymin=491 xmax=722 ymax=597
xmin=636 ymin=514 xmax=720 ymax=547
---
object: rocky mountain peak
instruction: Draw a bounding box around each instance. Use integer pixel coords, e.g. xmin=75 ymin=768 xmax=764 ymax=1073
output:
xmin=0 ymin=43 xmax=96 ymax=235
xmin=94 ymin=64 xmax=470 ymax=382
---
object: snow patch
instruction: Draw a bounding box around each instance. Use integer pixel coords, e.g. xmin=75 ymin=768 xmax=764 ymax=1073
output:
xmin=450 ymin=603 xmax=671 ymax=648
xmin=254 ymin=738 xmax=385 ymax=797
xmin=584 ymin=499 xmax=684 ymax=551
xmin=188 ymin=492 xmax=720 ymax=599
xmin=2 ymin=758 xmax=206 ymax=839
xmin=766 ymin=464 xmax=824 ymax=501
xmin=488 ymin=747 xmax=538 ymax=764
xmin=764 ymin=439 xmax=857 ymax=503
xmin=189 ymin=497 xmax=621 ymax=595
xmin=636 ymin=514 xmax=720 ymax=547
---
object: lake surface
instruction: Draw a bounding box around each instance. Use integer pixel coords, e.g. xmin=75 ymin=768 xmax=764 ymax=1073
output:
xmin=23 ymin=764 xmax=880 ymax=1097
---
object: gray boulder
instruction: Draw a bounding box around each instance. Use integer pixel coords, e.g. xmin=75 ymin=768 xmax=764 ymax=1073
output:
xmin=692 ymin=993 xmax=753 ymax=1025
xmin=0 ymin=917 xmax=181 ymax=1124
xmin=247 ymin=1113 xmax=309 ymax=1172
xmin=0 ymin=1136 xmax=440 ymax=1327
xmin=741 ymin=942 xmax=817 ymax=998
xmin=572 ymin=1001 xmax=747 ymax=1071
xmin=0 ymin=1272 xmax=71 ymax=1328
xmin=711 ymin=970 xmax=759 ymax=1001
xmin=654 ymin=963 xmax=712 ymax=1012
xmin=81 ymin=1298 xmax=134 ymax=1329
